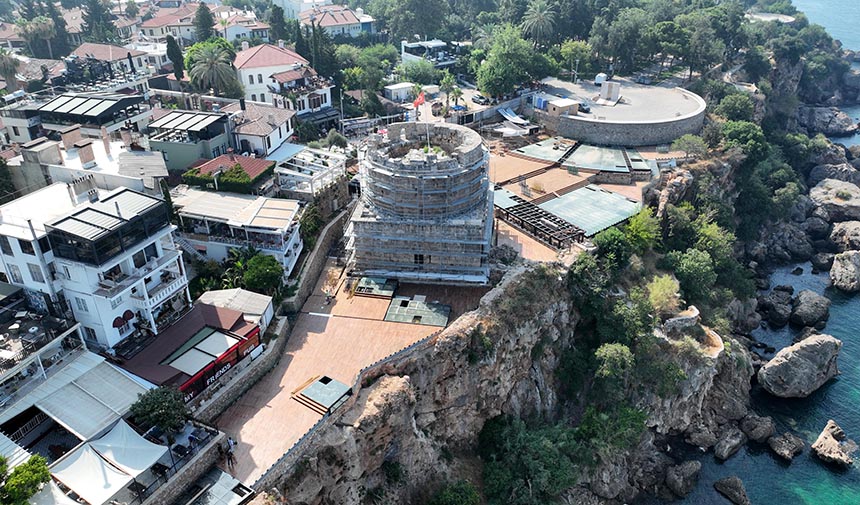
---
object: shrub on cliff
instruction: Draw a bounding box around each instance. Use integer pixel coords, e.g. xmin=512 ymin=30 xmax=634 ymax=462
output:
xmin=593 ymin=226 xmax=632 ymax=271
xmin=428 ymin=481 xmax=481 ymax=505
xmin=715 ymin=94 xmax=754 ymax=121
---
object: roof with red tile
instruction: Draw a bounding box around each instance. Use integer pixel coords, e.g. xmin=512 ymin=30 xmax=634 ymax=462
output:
xmin=221 ymin=101 xmax=296 ymax=136
xmin=73 ymin=42 xmax=147 ymax=61
xmin=194 ymin=153 xmax=275 ymax=180
xmin=233 ymin=44 xmax=307 ymax=70
xmin=270 ymin=66 xmax=317 ymax=84
xmin=299 ymin=5 xmax=359 ymax=27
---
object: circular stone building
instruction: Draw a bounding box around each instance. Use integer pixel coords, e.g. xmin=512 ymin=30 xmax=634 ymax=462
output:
xmin=347 ymin=122 xmax=493 ymax=285
xmin=543 ymin=78 xmax=707 ymax=147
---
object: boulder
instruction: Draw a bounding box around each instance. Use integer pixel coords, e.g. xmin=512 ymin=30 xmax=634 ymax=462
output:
xmin=809 ymin=179 xmax=860 ymax=222
xmin=752 ymin=222 xmax=814 ymax=264
xmin=792 ymin=326 xmax=820 ymax=344
xmin=714 ymin=476 xmax=751 ymax=505
xmin=811 ymin=252 xmax=835 ymax=271
xmin=831 ymin=250 xmax=860 ymax=292
xmin=714 ymin=427 xmax=747 ymax=461
xmin=808 ymin=163 xmax=860 ymax=188
xmin=812 ymin=420 xmax=857 ymax=466
xmin=803 ymin=216 xmax=832 ymax=240
xmin=830 ymin=221 xmax=860 ymax=251
xmin=767 ymin=432 xmax=805 ymax=461
xmin=797 ymin=106 xmax=858 ymax=136
xmin=726 ymin=298 xmax=761 ymax=334
xmin=740 ymin=414 xmax=776 ymax=443
xmin=789 ymin=290 xmax=831 ymax=329
xmin=757 ymin=288 xmax=793 ymax=327
xmin=665 ymin=461 xmax=701 ymax=498
xmin=757 ymin=334 xmax=842 ymax=398
xmin=809 ymin=143 xmax=849 ymax=166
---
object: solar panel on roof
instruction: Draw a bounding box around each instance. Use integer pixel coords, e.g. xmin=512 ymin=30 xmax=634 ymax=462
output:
xmin=187 ymin=114 xmax=222 ymax=132
xmin=39 ymin=95 xmax=76 ymax=112
xmin=54 ymin=97 xmax=89 ymax=114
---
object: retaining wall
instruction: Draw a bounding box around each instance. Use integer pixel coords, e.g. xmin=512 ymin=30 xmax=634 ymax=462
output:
xmin=143 ymin=432 xmax=226 ymax=505
xmin=192 ymin=317 xmax=291 ymax=423
xmin=281 ymin=206 xmax=352 ymax=313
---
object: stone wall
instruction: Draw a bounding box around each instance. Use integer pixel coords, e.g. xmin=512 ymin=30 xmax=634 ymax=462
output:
xmin=556 ymin=106 xmax=705 ymax=147
xmin=281 ymin=206 xmax=351 ymax=313
xmin=192 ymin=317 xmax=291 ymax=423
xmin=143 ymin=432 xmax=226 ymax=505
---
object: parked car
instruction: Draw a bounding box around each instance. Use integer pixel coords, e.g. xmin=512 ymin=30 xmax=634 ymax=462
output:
xmin=578 ymin=102 xmax=591 ymax=113
xmin=471 ymin=94 xmax=490 ymax=105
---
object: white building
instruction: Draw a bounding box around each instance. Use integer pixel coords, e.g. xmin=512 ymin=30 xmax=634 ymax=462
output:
xmin=222 ymin=100 xmax=296 ymax=157
xmin=384 ymin=82 xmax=414 ymax=103
xmin=298 ymin=5 xmax=375 ymax=38
xmin=216 ymin=14 xmax=270 ymax=42
xmin=139 ymin=6 xmax=197 ymax=44
xmin=0 ymin=181 xmax=190 ymax=349
xmin=401 ymin=39 xmax=459 ymax=69
xmin=196 ymin=288 xmax=274 ymax=332
xmin=275 ymin=147 xmax=346 ymax=200
xmin=274 ymin=0 xmax=330 ymax=19
xmin=234 ymin=42 xmax=329 ymax=111
xmin=124 ymin=41 xmax=170 ymax=71
xmin=171 ymin=186 xmax=303 ymax=277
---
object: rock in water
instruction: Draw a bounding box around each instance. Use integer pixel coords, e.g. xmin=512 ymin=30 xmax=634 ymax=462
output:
xmin=797 ymin=106 xmax=858 ymax=136
xmin=811 ymin=252 xmax=835 ymax=271
xmin=767 ymin=432 xmax=805 ymax=461
xmin=812 ymin=420 xmax=857 ymax=466
xmin=740 ymin=414 xmax=776 ymax=443
xmin=757 ymin=334 xmax=842 ymax=398
xmin=714 ymin=477 xmax=751 ymax=505
xmin=830 ymin=221 xmax=860 ymax=251
xmin=789 ymin=290 xmax=831 ymax=329
xmin=666 ymin=461 xmax=701 ymax=498
xmin=831 ymin=250 xmax=860 ymax=292
xmin=809 ymin=179 xmax=860 ymax=222
xmin=714 ymin=427 xmax=747 ymax=461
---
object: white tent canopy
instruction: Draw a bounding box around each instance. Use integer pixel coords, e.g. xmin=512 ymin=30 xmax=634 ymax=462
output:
xmin=90 ymin=420 xmax=167 ymax=477
xmin=29 ymin=482 xmax=79 ymax=505
xmin=51 ymin=445 xmax=132 ymax=505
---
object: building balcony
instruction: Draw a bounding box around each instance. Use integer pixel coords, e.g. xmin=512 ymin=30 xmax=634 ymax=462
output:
xmin=181 ymin=231 xmax=291 ymax=252
xmin=0 ymin=319 xmax=82 ymax=388
xmin=94 ymin=249 xmax=182 ymax=299
xmin=129 ymin=275 xmax=188 ymax=310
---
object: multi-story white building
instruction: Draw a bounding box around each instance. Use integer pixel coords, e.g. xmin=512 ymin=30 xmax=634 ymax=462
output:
xmin=0 ymin=180 xmax=191 ymax=349
xmin=234 ymin=42 xmax=311 ymax=105
xmin=139 ymin=6 xmax=197 ymax=45
xmin=216 ymin=14 xmax=270 ymax=42
xmin=298 ymin=5 xmax=374 ymax=38
xmin=171 ymin=186 xmax=304 ymax=277
xmin=274 ymin=0 xmax=330 ymax=19
xmin=222 ymin=100 xmax=296 ymax=156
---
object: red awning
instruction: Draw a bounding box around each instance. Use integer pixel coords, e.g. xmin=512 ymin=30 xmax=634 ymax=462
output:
xmin=122 ymin=310 xmax=134 ymax=321
xmin=112 ymin=317 xmax=125 ymax=328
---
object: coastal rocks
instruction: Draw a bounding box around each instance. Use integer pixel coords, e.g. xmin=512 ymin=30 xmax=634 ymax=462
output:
xmin=809 ymin=179 xmax=860 ymax=222
xmin=797 ymin=106 xmax=858 ymax=136
xmin=809 ymin=143 xmax=849 ymax=167
xmin=748 ymin=222 xmax=814 ymax=264
xmin=653 ymin=168 xmax=694 ymax=219
xmin=811 ymin=420 xmax=857 ymax=466
xmin=830 ymin=250 xmax=860 ymax=291
xmin=665 ymin=461 xmax=701 ymax=498
xmin=767 ymin=432 xmax=805 ymax=461
xmin=740 ymin=413 xmax=775 ymax=443
xmin=713 ymin=476 xmax=751 ymax=505
xmin=757 ymin=334 xmax=842 ymax=398
xmin=811 ymin=252 xmax=835 ymax=271
xmin=714 ymin=426 xmax=747 ymax=460
xmin=829 ymin=221 xmax=860 ymax=251
xmin=757 ymin=286 xmax=793 ymax=328
xmin=726 ymin=298 xmax=761 ymax=334
xmin=802 ymin=216 xmax=831 ymax=241
xmin=789 ymin=290 xmax=831 ymax=329
xmin=808 ymin=163 xmax=860 ymax=188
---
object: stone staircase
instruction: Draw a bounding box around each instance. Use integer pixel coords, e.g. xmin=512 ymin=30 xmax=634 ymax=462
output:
xmin=174 ymin=236 xmax=205 ymax=262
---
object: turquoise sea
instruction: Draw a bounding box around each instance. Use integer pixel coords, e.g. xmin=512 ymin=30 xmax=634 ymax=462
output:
xmin=648 ymin=4 xmax=860 ymax=502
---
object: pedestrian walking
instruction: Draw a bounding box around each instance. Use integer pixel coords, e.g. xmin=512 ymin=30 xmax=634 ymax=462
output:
xmin=227 ymin=450 xmax=236 ymax=468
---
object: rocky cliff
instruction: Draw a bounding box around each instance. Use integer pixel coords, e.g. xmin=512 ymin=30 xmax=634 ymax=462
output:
xmin=268 ymin=264 xmax=755 ymax=504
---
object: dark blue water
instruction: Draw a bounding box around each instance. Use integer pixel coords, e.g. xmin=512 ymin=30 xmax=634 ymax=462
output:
xmin=669 ymin=264 xmax=860 ymax=504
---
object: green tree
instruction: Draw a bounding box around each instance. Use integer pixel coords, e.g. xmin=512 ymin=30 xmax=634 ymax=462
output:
xmin=439 ymin=70 xmax=456 ymax=109
xmin=189 ymin=44 xmax=241 ymax=96
xmin=324 ymin=128 xmax=348 ymax=150
xmin=595 ymin=343 xmax=634 ymax=380
xmin=361 ymin=89 xmax=386 ymax=117
xmin=743 ymin=45 xmax=771 ymax=83
xmin=715 ymin=93 xmax=754 ymax=121
xmin=559 ymin=39 xmax=593 ymax=80
xmin=647 ymin=274 xmax=681 ymax=317
xmin=269 ymin=4 xmax=289 ymax=42
xmin=648 ymin=20 xmax=689 ymax=71
xmin=243 ymin=254 xmax=284 ymax=295
xmin=722 ymin=120 xmax=768 ymax=161
xmin=43 ymin=0 xmax=70 ymax=58
xmin=478 ymin=24 xmax=543 ymax=97
xmin=130 ymin=387 xmax=190 ymax=435
xmin=399 ymin=59 xmax=438 ymax=85
xmin=166 ymin=35 xmax=185 ymax=83
xmin=624 ymin=207 xmax=660 ymax=254
xmin=672 ymin=248 xmax=717 ymax=303
xmin=428 ymin=481 xmax=481 ymax=505
xmin=82 ymin=0 xmax=117 ymax=43
xmin=0 ymin=455 xmax=50 ymax=505
xmin=0 ymin=49 xmax=19 ymax=92
xmin=194 ymin=3 xmax=215 ymax=42
xmin=664 ymin=202 xmax=697 ymax=251
xmin=671 ymin=134 xmax=707 ymax=161
xmin=593 ymin=226 xmax=632 ymax=270
xmin=676 ymin=11 xmax=724 ymax=80
xmin=603 ymin=8 xmax=650 ymax=73
xmin=125 ymin=0 xmax=138 ymax=19
xmin=521 ymin=0 xmax=556 ymax=47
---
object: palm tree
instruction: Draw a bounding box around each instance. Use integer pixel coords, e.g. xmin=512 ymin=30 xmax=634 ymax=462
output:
xmin=189 ymin=45 xmax=236 ymax=96
xmin=440 ymin=70 xmax=455 ymax=109
xmin=0 ymin=50 xmax=20 ymax=92
xmin=31 ymin=17 xmax=56 ymax=60
xmin=15 ymin=19 xmax=36 ymax=57
xmin=220 ymin=18 xmax=229 ymax=39
xmin=450 ymin=87 xmax=463 ymax=107
xmin=521 ymin=0 xmax=557 ymax=48
xmin=473 ymin=23 xmax=496 ymax=50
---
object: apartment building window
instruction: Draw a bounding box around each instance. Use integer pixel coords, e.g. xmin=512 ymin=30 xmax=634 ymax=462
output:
xmin=133 ymin=250 xmax=146 ymax=269
xmin=8 ymin=264 xmax=22 ymax=283
xmin=248 ymin=75 xmax=253 ymax=85
xmin=118 ymin=320 xmax=131 ymax=334
xmin=278 ymin=126 xmax=282 ymax=138
xmin=38 ymin=236 xmax=51 ymax=253
xmin=0 ymin=236 xmax=11 ymax=256
xmin=27 ymin=263 xmax=44 ymax=283
xmin=18 ymin=239 xmax=34 ymax=255
xmin=260 ymin=93 xmax=265 ymax=102
xmin=84 ymin=327 xmax=97 ymax=341
xmin=257 ymin=74 xmax=262 ymax=84
xmin=75 ymin=296 xmax=88 ymax=313
xmin=12 ymin=126 xmax=19 ymax=136
xmin=251 ymin=94 xmax=257 ymax=101
xmin=111 ymin=295 xmax=123 ymax=310
xmin=414 ymin=254 xmax=428 ymax=265
xmin=266 ymin=136 xmax=271 ymax=149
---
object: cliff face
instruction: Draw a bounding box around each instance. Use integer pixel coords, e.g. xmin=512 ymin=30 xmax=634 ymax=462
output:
xmin=274 ymin=265 xmax=754 ymax=504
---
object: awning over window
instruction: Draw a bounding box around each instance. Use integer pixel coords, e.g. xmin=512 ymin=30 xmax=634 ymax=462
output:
xmin=51 ymin=445 xmax=132 ymax=505
xmin=89 ymin=420 xmax=167 ymax=477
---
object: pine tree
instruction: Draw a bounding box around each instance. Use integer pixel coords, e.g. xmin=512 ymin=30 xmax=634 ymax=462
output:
xmin=45 ymin=0 xmax=70 ymax=57
xmin=193 ymin=3 xmax=215 ymax=43
xmin=294 ymin=23 xmax=310 ymax=61
xmin=166 ymin=35 xmax=184 ymax=80
xmin=82 ymin=0 xmax=117 ymax=43
xmin=269 ymin=4 xmax=289 ymax=43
